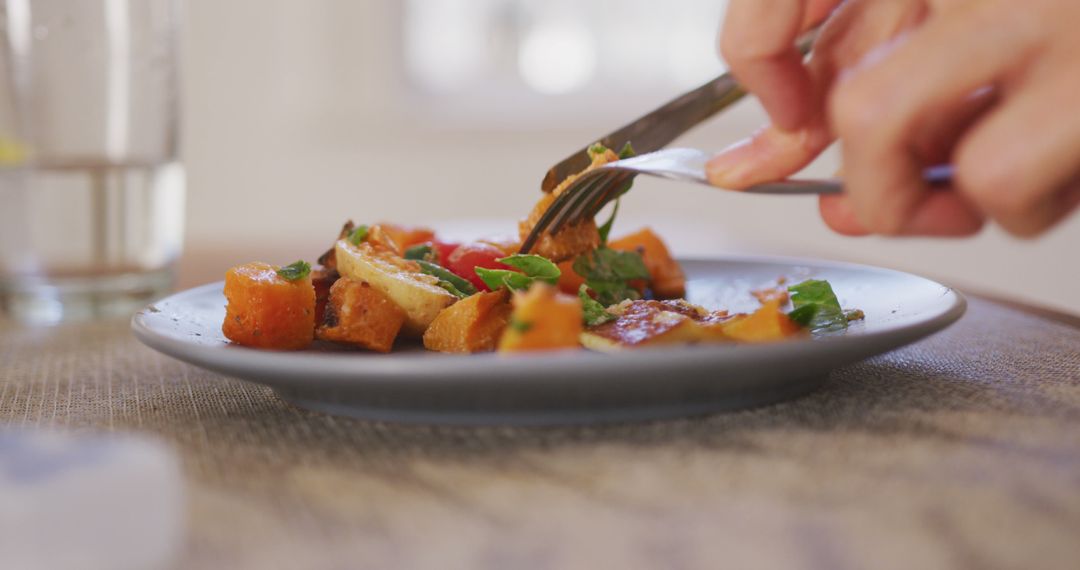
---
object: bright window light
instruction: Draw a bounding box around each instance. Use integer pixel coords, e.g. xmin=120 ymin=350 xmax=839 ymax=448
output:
xmin=517 ymin=22 xmax=597 ymax=95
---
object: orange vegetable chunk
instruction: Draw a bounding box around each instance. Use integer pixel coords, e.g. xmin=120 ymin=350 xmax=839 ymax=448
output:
xmin=423 ymin=289 xmax=512 ymax=353
xmin=608 ymin=227 xmax=686 ymax=298
xmin=517 ymin=148 xmax=618 ymax=262
xmin=556 ymin=259 xmax=587 ymax=295
xmin=316 ymin=277 xmax=406 ymax=353
xmin=498 ymin=284 xmax=583 ymax=352
xmin=222 ymin=262 xmax=316 ymax=350
xmin=378 ymin=223 xmax=436 ymax=251
xmin=720 ymin=299 xmax=803 ymax=343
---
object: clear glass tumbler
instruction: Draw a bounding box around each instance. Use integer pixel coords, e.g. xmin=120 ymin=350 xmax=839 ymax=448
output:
xmin=0 ymin=0 xmax=183 ymax=325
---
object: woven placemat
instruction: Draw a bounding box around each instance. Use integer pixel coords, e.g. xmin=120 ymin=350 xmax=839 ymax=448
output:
xmin=2 ymin=297 xmax=1078 ymax=570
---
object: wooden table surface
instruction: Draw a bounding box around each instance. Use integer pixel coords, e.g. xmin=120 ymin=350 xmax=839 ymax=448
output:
xmin=2 ymin=255 xmax=1079 ymax=570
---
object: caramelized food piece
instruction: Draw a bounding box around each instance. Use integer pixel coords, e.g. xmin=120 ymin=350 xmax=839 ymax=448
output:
xmin=751 ymin=286 xmax=790 ymax=305
xmin=423 ymin=289 xmax=512 ymax=353
xmin=498 ymin=284 xmax=583 ymax=352
xmin=316 ymin=277 xmax=406 ymax=352
xmin=717 ymin=299 xmax=803 ymax=343
xmin=334 ymin=239 xmax=456 ymax=336
xmin=378 ymin=223 xmax=435 ymax=251
xmin=317 ymin=220 xmax=358 ymax=272
xmin=311 ymin=266 xmax=339 ymax=323
xmin=478 ymin=235 xmax=521 ymax=257
xmin=518 ymin=148 xmax=620 ymax=261
xmin=222 ymin=262 xmax=316 ymax=350
xmin=318 ymin=221 xmax=404 ymax=272
xmin=608 ymin=227 xmax=686 ymax=298
xmin=580 ymin=299 xmax=722 ymax=351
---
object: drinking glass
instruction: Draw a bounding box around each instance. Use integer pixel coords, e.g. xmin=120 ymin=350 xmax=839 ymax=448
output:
xmin=0 ymin=0 xmax=183 ymax=325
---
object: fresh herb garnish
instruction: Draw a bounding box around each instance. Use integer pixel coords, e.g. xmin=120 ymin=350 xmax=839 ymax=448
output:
xmin=276 ymin=260 xmax=311 ymax=281
xmin=417 ymin=260 xmax=477 ymax=299
xmin=404 ymin=243 xmax=434 ymax=261
xmin=587 ymin=142 xmax=608 ymax=160
xmin=348 ymin=224 xmax=370 ymax=245
xmin=597 ymin=199 xmax=620 ymax=246
xmin=579 ymin=285 xmax=616 ymax=326
xmin=474 ymin=254 xmax=561 ymax=291
xmin=787 ymin=279 xmax=848 ymax=332
xmin=499 ymin=255 xmax=560 ymax=284
xmin=572 ymin=247 xmax=650 ymax=306
xmin=586 ymin=141 xmax=635 ymax=161
xmin=475 ymin=268 xmax=533 ymax=291
xmin=509 ymin=318 xmax=533 ymax=333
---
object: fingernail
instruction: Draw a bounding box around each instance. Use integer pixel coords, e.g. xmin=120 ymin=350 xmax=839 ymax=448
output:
xmin=705 ymin=138 xmax=755 ymax=188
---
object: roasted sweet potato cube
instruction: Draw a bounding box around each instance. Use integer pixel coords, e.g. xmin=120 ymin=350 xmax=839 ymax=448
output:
xmin=423 ymin=289 xmax=512 ymax=353
xmin=376 ymin=223 xmax=434 ymax=251
xmin=556 ymin=259 xmax=587 ymax=295
xmin=222 ymin=262 xmax=316 ymax=350
xmin=498 ymin=284 xmax=583 ymax=352
xmin=316 ymin=277 xmax=406 ymax=352
xmin=720 ymin=300 xmax=803 ymax=342
xmin=609 ymin=227 xmax=686 ymax=298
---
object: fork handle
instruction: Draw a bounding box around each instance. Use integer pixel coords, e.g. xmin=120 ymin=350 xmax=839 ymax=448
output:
xmin=744 ymin=164 xmax=955 ymax=195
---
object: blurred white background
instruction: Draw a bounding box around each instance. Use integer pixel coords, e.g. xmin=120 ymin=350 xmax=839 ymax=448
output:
xmin=179 ymin=0 xmax=1079 ymax=314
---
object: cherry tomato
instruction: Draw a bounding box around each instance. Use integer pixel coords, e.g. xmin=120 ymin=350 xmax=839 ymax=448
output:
xmin=447 ymin=242 xmax=510 ymax=291
xmin=432 ymin=240 xmax=460 ymax=266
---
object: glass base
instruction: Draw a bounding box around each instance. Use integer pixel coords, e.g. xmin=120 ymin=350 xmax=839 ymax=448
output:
xmin=0 ymin=268 xmax=174 ymax=325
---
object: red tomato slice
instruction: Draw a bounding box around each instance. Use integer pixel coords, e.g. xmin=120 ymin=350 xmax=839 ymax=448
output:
xmin=432 ymin=240 xmax=460 ymax=266
xmin=447 ymin=242 xmax=511 ymax=291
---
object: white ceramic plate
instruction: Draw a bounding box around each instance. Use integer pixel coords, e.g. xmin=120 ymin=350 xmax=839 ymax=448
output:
xmin=131 ymin=256 xmax=965 ymax=425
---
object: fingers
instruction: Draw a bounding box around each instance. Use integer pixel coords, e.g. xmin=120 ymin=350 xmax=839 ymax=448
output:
xmin=721 ymin=0 xmax=841 ymax=130
xmin=710 ymin=0 xmax=923 ymax=190
xmin=819 ymin=192 xmax=985 ymax=236
xmin=829 ymin=3 xmax=1035 ymax=235
xmin=706 ymin=122 xmax=832 ymax=189
xmin=952 ymin=57 xmax=1080 ymax=236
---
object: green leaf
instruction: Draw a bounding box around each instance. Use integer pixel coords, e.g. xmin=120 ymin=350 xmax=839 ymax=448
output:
xmin=574 ymin=247 xmax=650 ymax=283
xmin=597 ymin=199 xmax=620 ymax=246
xmin=416 ymin=260 xmax=477 ymax=298
xmin=617 ymin=141 xmax=636 ymax=159
xmin=435 ymin=280 xmax=468 ymax=298
xmin=587 ymin=142 xmax=609 ymax=160
xmin=348 ymin=224 xmax=370 ymax=245
xmin=497 ymin=254 xmax=561 ymax=284
xmin=474 ymin=267 xmax=533 ymax=291
xmin=403 ymin=243 xmax=433 ymax=261
xmin=579 ymin=285 xmax=616 ymax=326
xmin=509 ymin=318 xmax=533 ymax=333
xmin=276 ymin=260 xmax=311 ymax=281
xmin=787 ymin=304 xmax=819 ymax=327
xmin=788 ymin=279 xmax=848 ymax=332
xmin=572 ymin=247 xmax=650 ymax=306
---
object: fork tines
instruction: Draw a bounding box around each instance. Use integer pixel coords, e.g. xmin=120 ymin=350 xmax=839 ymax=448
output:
xmin=519 ymin=170 xmax=636 ymax=254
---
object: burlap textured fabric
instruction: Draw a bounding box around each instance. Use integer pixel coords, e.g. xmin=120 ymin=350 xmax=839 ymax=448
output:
xmin=2 ymin=297 xmax=1078 ymax=570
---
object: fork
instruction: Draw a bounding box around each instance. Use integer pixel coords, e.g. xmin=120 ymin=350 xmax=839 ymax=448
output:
xmin=520 ymin=27 xmax=950 ymax=254
xmin=518 ymin=148 xmax=955 ymax=253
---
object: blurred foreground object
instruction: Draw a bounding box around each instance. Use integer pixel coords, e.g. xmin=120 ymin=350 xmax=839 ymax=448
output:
xmin=0 ymin=0 xmax=184 ymax=325
xmin=0 ymin=429 xmax=185 ymax=570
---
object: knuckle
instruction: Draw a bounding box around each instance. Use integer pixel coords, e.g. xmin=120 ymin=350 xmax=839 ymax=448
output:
xmin=953 ymin=148 xmax=1030 ymax=215
xmin=829 ymin=80 xmax=886 ymax=138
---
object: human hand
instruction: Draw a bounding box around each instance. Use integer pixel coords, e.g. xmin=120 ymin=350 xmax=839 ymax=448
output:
xmin=707 ymin=0 xmax=1080 ymax=237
